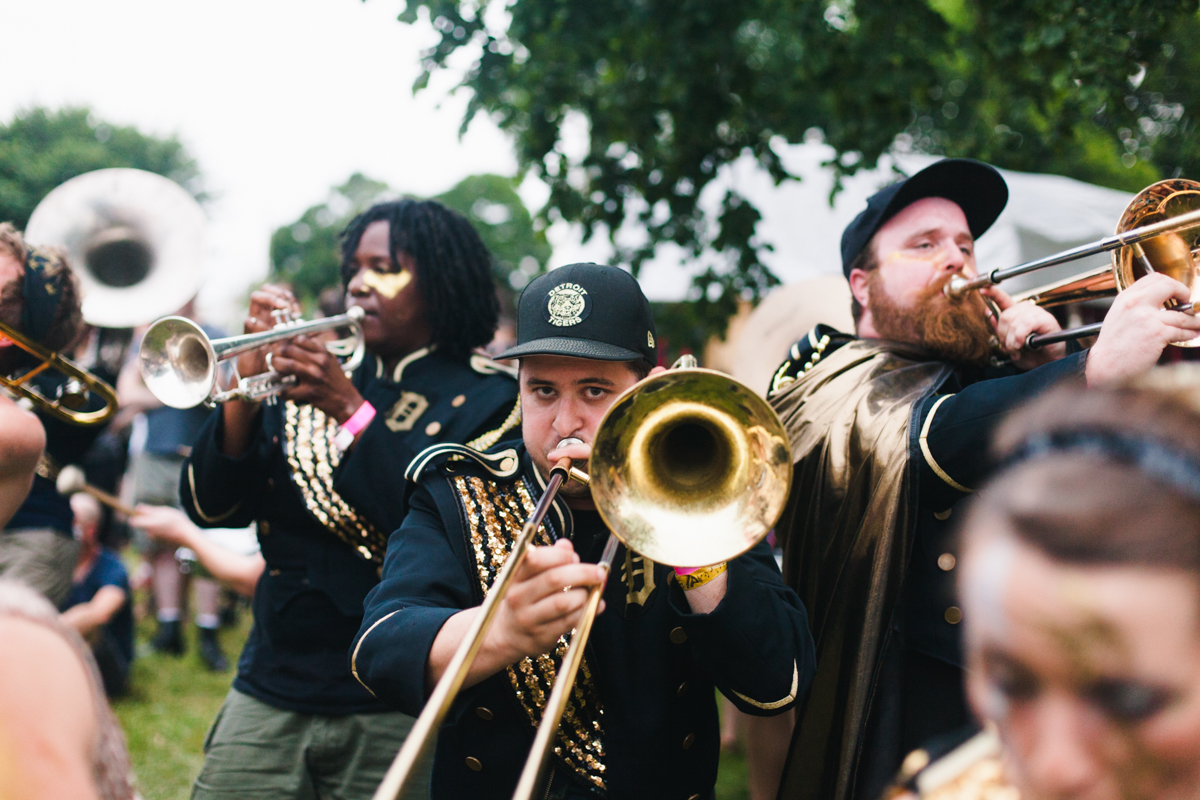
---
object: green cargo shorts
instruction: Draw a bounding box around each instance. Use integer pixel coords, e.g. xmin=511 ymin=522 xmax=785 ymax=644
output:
xmin=192 ymin=688 xmax=431 ymax=800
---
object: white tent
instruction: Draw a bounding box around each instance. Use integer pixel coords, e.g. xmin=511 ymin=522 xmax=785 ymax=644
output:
xmin=629 ymin=143 xmax=1134 ymax=302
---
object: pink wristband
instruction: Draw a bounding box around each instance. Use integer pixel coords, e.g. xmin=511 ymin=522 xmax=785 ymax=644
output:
xmin=333 ymin=401 xmax=376 ymax=452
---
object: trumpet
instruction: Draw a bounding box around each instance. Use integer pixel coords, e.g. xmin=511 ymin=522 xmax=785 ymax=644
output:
xmin=944 ymin=179 xmax=1200 ymax=350
xmin=0 ymin=321 xmax=119 ymax=426
xmin=372 ymin=358 xmax=793 ymax=800
xmin=139 ymin=306 xmax=366 ymax=409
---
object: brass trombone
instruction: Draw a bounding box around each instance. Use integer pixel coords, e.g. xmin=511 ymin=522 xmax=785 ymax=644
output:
xmin=0 ymin=321 xmax=118 ymax=426
xmin=945 ymin=179 xmax=1200 ymax=349
xmin=372 ymin=360 xmax=793 ymax=800
xmin=138 ymin=306 xmax=366 ymax=409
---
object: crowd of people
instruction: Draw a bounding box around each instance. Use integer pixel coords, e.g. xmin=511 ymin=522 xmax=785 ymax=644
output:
xmin=2 ymin=160 xmax=1200 ymax=800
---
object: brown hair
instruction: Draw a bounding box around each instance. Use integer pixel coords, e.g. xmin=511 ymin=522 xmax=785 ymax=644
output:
xmin=963 ymin=369 xmax=1200 ymax=572
xmin=0 ymin=222 xmax=85 ymax=352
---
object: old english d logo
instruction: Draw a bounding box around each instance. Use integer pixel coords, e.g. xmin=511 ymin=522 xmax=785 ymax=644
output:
xmin=385 ymin=391 xmax=429 ymax=432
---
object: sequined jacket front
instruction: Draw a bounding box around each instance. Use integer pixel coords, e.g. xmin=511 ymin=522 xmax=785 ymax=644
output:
xmin=180 ymin=348 xmax=519 ymax=715
xmin=352 ymin=442 xmax=816 ymax=800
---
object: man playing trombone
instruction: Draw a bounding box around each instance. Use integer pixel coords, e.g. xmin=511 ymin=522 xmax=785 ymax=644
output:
xmin=181 ymin=200 xmax=519 ymax=799
xmin=352 ymin=263 xmax=816 ymax=800
xmin=767 ymin=158 xmax=1200 ymax=800
xmin=0 ymin=222 xmax=97 ymax=606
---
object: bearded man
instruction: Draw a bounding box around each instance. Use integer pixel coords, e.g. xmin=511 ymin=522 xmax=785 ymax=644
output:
xmin=767 ymin=159 xmax=1200 ymax=800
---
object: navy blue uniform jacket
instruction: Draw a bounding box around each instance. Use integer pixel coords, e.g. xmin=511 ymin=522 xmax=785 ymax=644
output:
xmin=182 ymin=349 xmax=518 ymax=715
xmin=352 ymin=443 xmax=816 ymax=800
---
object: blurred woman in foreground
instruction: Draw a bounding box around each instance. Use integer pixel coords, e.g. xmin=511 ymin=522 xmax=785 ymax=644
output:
xmin=954 ymin=369 xmax=1200 ymax=800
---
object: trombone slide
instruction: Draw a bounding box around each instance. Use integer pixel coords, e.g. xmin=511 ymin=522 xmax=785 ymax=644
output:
xmin=0 ymin=320 xmax=118 ymax=426
xmin=511 ymin=534 xmax=619 ymax=800
xmin=371 ymin=456 xmax=587 ymax=800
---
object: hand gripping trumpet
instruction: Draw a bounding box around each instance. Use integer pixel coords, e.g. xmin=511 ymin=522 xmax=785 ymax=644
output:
xmin=372 ymin=357 xmax=793 ymax=800
xmin=138 ymin=306 xmax=366 ymax=409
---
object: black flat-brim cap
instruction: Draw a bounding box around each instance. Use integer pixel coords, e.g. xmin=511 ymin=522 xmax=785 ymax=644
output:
xmin=496 ymin=262 xmax=658 ymax=363
xmin=840 ymin=158 xmax=1009 ymax=277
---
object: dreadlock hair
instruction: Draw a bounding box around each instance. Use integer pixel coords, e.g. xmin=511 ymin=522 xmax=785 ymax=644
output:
xmin=339 ymin=200 xmax=499 ymax=361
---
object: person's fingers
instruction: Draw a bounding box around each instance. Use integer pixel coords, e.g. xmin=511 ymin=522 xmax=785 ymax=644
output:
xmin=1124 ymin=273 xmax=1191 ymax=307
xmin=513 ymin=541 xmax=578 ymax=583
xmin=1166 ymin=326 xmax=1200 ymax=344
xmin=547 ymin=441 xmax=592 ymax=463
xmin=518 ymin=586 xmax=592 ymax=631
xmin=508 ymin=562 xmax=605 ymax=611
xmin=1161 ymin=308 xmax=1200 ymax=330
xmin=979 ymin=285 xmax=1016 ymax=311
xmin=270 ymin=355 xmax=325 ymax=382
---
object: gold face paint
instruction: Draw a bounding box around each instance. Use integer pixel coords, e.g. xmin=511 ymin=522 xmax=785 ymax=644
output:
xmin=361 ymin=268 xmax=412 ymax=299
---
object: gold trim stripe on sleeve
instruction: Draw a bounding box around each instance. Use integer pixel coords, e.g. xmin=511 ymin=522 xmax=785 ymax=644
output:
xmin=919 ymin=394 xmax=973 ymax=494
xmin=350 ymin=609 xmax=400 ymax=697
xmin=186 ymin=462 xmax=242 ymax=524
xmin=732 ymin=660 xmax=800 ymax=710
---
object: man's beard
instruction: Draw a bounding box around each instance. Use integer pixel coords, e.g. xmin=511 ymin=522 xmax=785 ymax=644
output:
xmin=867 ymin=270 xmax=996 ymax=367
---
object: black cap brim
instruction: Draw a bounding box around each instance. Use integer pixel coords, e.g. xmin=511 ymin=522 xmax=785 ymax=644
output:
xmin=496 ymin=337 xmax=646 ymax=362
xmin=881 ymin=159 xmax=1007 ymax=241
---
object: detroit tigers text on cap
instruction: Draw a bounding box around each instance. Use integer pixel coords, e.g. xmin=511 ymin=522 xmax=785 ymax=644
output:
xmin=840 ymin=158 xmax=1009 ymax=278
xmin=496 ymin=263 xmax=657 ymax=363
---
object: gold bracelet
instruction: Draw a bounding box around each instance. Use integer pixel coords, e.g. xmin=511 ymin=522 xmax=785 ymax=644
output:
xmin=674 ymin=562 xmax=727 ymax=591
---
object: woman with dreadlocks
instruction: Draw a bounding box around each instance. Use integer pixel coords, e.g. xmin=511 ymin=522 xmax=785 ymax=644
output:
xmin=180 ymin=199 xmax=519 ymax=800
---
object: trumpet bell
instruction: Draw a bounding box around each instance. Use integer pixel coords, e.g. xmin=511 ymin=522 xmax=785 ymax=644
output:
xmin=589 ymin=369 xmax=793 ymax=568
xmin=139 ymin=316 xmax=217 ymax=409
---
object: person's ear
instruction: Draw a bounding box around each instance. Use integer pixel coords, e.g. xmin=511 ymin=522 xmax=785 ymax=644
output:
xmin=647 ymin=366 xmax=667 ymax=377
xmin=848 ymin=268 xmax=871 ymax=309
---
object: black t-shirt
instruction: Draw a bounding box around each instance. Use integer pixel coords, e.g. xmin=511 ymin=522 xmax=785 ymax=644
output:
xmin=65 ymin=548 xmax=134 ymax=663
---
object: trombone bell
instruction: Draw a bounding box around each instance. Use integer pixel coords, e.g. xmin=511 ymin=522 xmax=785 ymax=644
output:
xmin=589 ymin=369 xmax=793 ymax=568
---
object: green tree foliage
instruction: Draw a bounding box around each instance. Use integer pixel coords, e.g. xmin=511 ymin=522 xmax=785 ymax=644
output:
xmin=0 ymin=106 xmax=202 ymax=230
xmin=269 ymin=172 xmax=550 ymax=313
xmin=383 ymin=0 xmax=1200 ymax=337
xmin=434 ymin=173 xmax=551 ymax=312
xmin=269 ymin=173 xmax=391 ymax=308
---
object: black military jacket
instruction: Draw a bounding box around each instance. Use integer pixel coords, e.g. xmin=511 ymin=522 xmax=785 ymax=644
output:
xmin=6 ymin=371 xmax=108 ymax=537
xmin=352 ymin=442 xmax=815 ymax=800
xmin=182 ymin=349 xmax=518 ymax=715
xmin=770 ymin=326 xmax=1087 ymax=799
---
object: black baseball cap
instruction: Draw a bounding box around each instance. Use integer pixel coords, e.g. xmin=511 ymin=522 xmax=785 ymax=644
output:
xmin=496 ymin=263 xmax=658 ymax=363
xmin=840 ymin=158 xmax=1008 ymax=277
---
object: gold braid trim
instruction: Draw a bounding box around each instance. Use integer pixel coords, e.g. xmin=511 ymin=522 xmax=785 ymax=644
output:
xmin=453 ymin=474 xmax=606 ymax=790
xmin=466 ymin=398 xmax=522 ymax=452
xmin=283 ymin=401 xmax=389 ymax=563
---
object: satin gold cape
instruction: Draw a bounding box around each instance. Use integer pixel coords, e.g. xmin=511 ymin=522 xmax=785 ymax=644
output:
xmin=770 ymin=338 xmax=950 ymax=800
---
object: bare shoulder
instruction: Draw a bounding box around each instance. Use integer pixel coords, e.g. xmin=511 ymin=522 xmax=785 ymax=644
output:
xmin=0 ymin=397 xmax=45 ymax=471
xmin=0 ymin=617 xmax=99 ymax=800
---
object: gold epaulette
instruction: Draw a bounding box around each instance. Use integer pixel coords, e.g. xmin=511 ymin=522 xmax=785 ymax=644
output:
xmin=403 ymin=442 xmax=522 ymax=482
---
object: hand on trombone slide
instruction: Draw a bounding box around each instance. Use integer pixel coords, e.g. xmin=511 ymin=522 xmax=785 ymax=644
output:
xmin=1086 ymin=272 xmax=1200 ymax=387
xmin=426 ymin=539 xmax=607 ymax=692
xmin=980 ymin=285 xmax=1067 ymax=370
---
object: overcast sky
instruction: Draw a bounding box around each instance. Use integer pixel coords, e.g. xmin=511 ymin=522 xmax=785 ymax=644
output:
xmin=3 ymin=0 xmax=563 ymax=325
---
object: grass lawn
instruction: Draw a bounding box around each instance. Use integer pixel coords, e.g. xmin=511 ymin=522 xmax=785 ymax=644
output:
xmin=111 ymin=600 xmax=751 ymax=800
